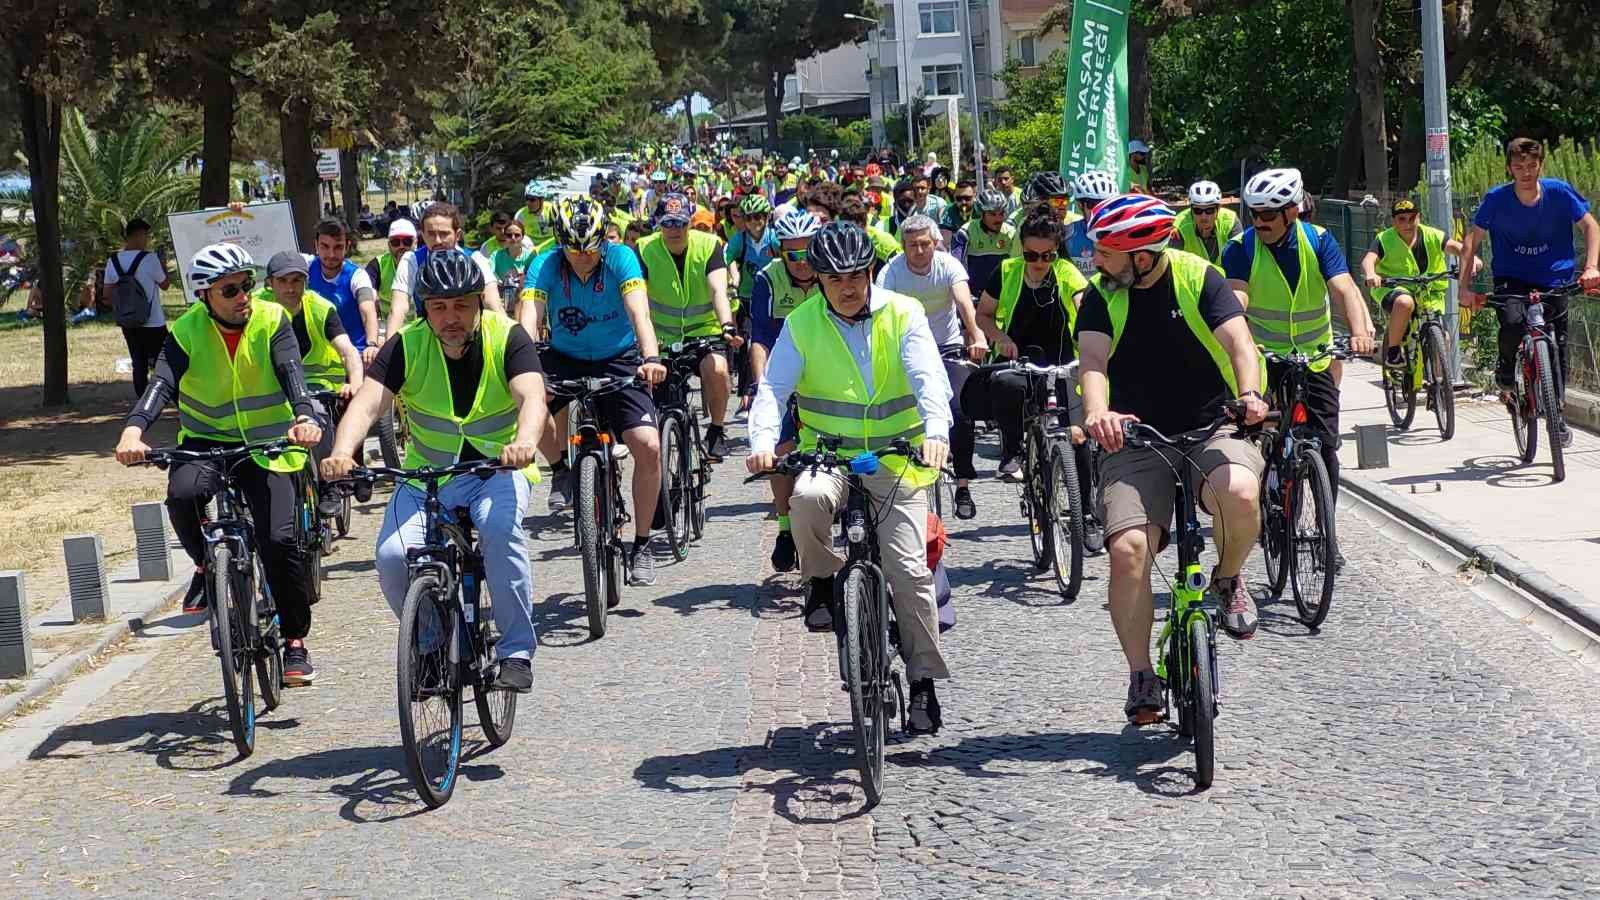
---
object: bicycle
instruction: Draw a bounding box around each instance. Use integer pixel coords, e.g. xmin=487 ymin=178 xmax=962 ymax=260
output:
xmin=346 ymin=461 xmax=522 ymax=809
xmin=1379 ymin=269 xmax=1458 ymax=439
xmin=378 ymin=394 xmax=410 ymax=469
xmin=1257 ymin=341 xmax=1350 ymax=630
xmin=1484 ymin=283 xmax=1582 ymax=483
xmin=137 ymin=440 xmax=305 ymax=757
xmin=655 ymin=337 xmax=721 ymax=561
xmin=746 ymin=438 xmax=941 ymax=807
xmin=306 ymin=388 xmax=354 ymax=543
xmin=1121 ymin=406 xmax=1253 ymax=789
xmin=547 ymin=373 xmax=638 ymax=637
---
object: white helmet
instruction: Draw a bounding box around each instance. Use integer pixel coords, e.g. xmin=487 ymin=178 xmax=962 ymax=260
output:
xmin=188 ymin=242 xmax=255 ymax=295
xmin=789 ymin=156 xmax=802 ymax=167
xmin=1071 ymin=170 xmax=1118 ymax=203
xmin=770 ymin=209 xmax=822 ymax=242
xmin=1243 ymin=168 xmax=1303 ymax=211
xmin=1187 ymin=180 xmax=1223 ymax=207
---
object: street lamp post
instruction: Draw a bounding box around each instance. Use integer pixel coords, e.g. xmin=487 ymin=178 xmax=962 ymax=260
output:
xmin=845 ymin=7 xmax=914 ymax=158
xmin=957 ymin=0 xmax=986 ymax=189
xmin=843 ymin=13 xmax=884 ymax=148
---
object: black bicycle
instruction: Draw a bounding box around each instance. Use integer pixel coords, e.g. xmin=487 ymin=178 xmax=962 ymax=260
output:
xmin=746 ymin=438 xmax=935 ymax=807
xmin=1485 ymin=283 xmax=1582 ymax=483
xmin=548 ymin=374 xmax=638 ymax=637
xmin=655 ymin=338 xmax=721 ymax=561
xmin=304 ymin=391 xmax=354 ymax=587
xmin=1379 ymin=269 xmax=1457 ymax=439
xmin=137 ymin=441 xmax=305 ymax=757
xmin=1257 ymin=341 xmax=1350 ymax=629
xmin=347 ymin=461 xmax=522 ymax=809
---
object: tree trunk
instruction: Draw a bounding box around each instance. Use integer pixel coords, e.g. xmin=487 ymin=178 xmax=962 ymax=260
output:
xmin=339 ymin=146 xmax=360 ymax=233
xmin=198 ymin=63 xmax=235 ymax=207
xmin=1331 ymin=65 xmax=1361 ymax=196
xmin=1127 ymin=15 xmax=1152 ymax=145
xmin=763 ymin=65 xmax=784 ymax=153
xmin=1349 ymin=0 xmax=1388 ymax=194
xmin=13 ymin=39 xmax=68 ymax=407
xmin=278 ymin=98 xmax=319 ymax=252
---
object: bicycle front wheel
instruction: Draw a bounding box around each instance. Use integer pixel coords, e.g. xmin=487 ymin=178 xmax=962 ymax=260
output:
xmin=688 ymin=421 xmax=708 ymax=541
xmin=1288 ymin=451 xmax=1337 ymax=630
xmin=208 ymin=547 xmax=256 ymax=758
xmin=659 ymin=414 xmax=690 ymax=561
xmin=474 ymin=622 xmax=518 ymax=748
xmin=1188 ymin=615 xmax=1216 ymax=790
xmin=397 ymin=572 xmax=463 ymax=808
xmin=1258 ymin=456 xmax=1289 ymax=600
xmin=378 ymin=398 xmax=407 ymax=468
xmin=1023 ymin=431 xmax=1049 ymax=571
xmin=1046 ymin=441 xmax=1084 ymax=601
xmin=1421 ymin=323 xmax=1455 ymax=441
xmin=576 ymin=453 xmax=609 ymax=638
xmin=1535 ymin=339 xmax=1565 ymax=483
xmin=1382 ymin=341 xmax=1417 ymax=431
xmin=842 ymin=566 xmax=888 ymax=807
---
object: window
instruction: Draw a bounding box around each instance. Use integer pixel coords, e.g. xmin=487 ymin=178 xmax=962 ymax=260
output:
xmin=921 ymin=63 xmax=963 ymax=97
xmin=919 ymin=1 xmax=959 ymax=35
xmin=881 ymin=5 xmax=896 ymax=39
xmin=881 ymin=65 xmax=901 ymax=103
xmin=1019 ymin=36 xmax=1036 ymax=67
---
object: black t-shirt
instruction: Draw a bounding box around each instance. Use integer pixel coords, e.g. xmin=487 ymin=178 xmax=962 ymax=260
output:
xmin=982 ymin=265 xmax=1074 ymax=365
xmin=1075 ymin=266 xmax=1244 ymax=434
xmin=290 ymin=304 xmax=347 ymax=357
xmin=1366 ymin=232 xmax=1430 ymax=273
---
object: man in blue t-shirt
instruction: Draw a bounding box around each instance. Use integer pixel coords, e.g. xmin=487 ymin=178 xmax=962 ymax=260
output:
xmin=1459 ymin=137 xmax=1600 ymax=413
xmin=522 ymin=197 xmax=668 ymax=584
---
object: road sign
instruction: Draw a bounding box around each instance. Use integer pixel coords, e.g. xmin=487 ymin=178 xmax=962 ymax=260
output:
xmin=316 ymin=148 xmax=340 ymax=182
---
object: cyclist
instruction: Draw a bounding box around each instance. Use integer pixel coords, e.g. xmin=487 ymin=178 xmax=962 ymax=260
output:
xmin=750 ymin=210 xmax=823 ymax=573
xmin=388 ymin=202 xmax=504 ymax=340
xmin=1360 ymin=196 xmax=1473 ymax=369
xmin=308 ymin=219 xmax=382 ymax=358
xmin=938 ymin=179 xmax=977 ymax=248
xmin=491 ymin=220 xmax=538 ymax=316
xmin=950 ymin=189 xmax=1016 ymax=298
xmin=912 ymin=172 xmax=947 ymax=224
xmin=523 ymin=197 xmax=667 ymax=584
xmin=970 ymin=207 xmax=1090 ymax=480
xmin=363 ymin=220 xmax=417 ymax=360
xmin=322 ymin=248 xmax=545 ymax=694
xmin=516 ymin=181 xmax=556 ymax=246
xmin=113 ymin=243 xmax=325 ymax=684
xmin=1170 ymin=180 xmax=1240 ymax=267
xmin=725 ymin=194 xmax=775 ymax=307
xmin=1222 ymin=168 xmax=1375 ymax=521
xmin=993 ymin=165 xmax=1023 ymax=213
xmin=1458 ymin=136 xmax=1600 ymax=442
xmin=1010 ymin=172 xmax=1075 ymax=256
xmin=638 ymin=194 xmax=742 ymax=461
xmin=876 ymin=214 xmax=985 ymax=518
xmin=1075 ymin=196 xmax=1268 ymax=721
xmin=1065 ymin=170 xmax=1119 ymax=274
xmin=479 ymin=211 xmax=531 ymax=260
xmin=747 ymin=221 xmax=954 ymax=735
xmin=838 ymin=194 xmax=901 ymax=277
xmin=1126 ymin=140 xmax=1153 ymax=193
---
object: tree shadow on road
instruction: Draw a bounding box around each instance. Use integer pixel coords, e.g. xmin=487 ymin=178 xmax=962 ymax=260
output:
xmin=27 ymin=698 xmax=299 ymax=772
xmin=223 ymin=743 xmax=505 ymax=824
xmin=886 ymin=727 xmax=1203 ymax=798
xmin=632 ymin=723 xmax=876 ymax=825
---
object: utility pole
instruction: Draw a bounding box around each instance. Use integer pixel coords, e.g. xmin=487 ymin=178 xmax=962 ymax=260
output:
xmin=1421 ymin=0 xmax=1461 ymax=380
xmin=957 ymin=0 xmax=986 ymax=189
xmin=897 ymin=0 xmax=915 ymax=157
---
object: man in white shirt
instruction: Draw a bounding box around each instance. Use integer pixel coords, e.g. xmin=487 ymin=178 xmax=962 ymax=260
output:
xmin=103 ymin=218 xmax=172 ymax=397
xmin=386 ymin=201 xmax=503 ymax=338
xmin=874 ymin=214 xmax=986 ymax=518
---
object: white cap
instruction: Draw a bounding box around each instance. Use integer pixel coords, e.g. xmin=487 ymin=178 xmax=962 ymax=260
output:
xmin=388 ymin=219 xmax=417 ymax=238
xmin=1128 ymin=139 xmax=1151 ymax=154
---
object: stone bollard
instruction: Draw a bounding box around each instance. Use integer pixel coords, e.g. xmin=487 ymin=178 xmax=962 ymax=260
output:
xmin=1355 ymin=423 xmax=1390 ymax=470
xmin=132 ymin=502 xmax=173 ymax=582
xmin=0 ymin=571 xmax=31 ymax=678
xmin=63 ymin=534 xmax=110 ymax=623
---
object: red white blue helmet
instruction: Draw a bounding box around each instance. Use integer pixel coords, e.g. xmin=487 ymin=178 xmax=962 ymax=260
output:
xmin=1085 ymin=194 xmax=1177 ymax=253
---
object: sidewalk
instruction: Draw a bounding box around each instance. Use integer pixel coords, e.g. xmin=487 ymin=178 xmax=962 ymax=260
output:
xmin=1337 ymin=358 xmax=1600 ymax=627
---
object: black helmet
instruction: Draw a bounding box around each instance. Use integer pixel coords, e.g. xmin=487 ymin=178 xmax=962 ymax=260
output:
xmin=974 ymin=189 xmax=1009 ymax=213
xmin=807 ymin=221 xmax=876 ymax=276
xmin=1024 ymin=171 xmax=1069 ymax=202
xmin=417 ymin=247 xmax=485 ymax=300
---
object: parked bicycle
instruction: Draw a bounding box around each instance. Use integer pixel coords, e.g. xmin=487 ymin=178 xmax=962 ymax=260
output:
xmin=1484 ymin=283 xmax=1582 ymax=483
xmin=347 ymin=461 xmax=522 ymax=809
xmin=655 ymin=337 xmax=721 ymax=561
xmin=1380 ymin=269 xmax=1458 ymax=439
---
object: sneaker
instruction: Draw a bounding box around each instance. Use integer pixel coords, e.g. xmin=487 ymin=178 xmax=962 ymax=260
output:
xmin=69 ymin=308 xmax=96 ymax=324
xmin=907 ymin=678 xmax=941 ymax=735
xmin=612 ymin=442 xmax=631 ymax=461
xmin=1084 ymin=522 xmax=1106 ymax=555
xmin=998 ymin=456 xmax=1023 ymax=483
xmin=770 ymin=530 xmax=797 ymax=573
xmin=547 ymin=465 xmax=573 ymax=513
xmin=182 ymin=570 xmax=208 ymax=614
xmin=282 ymin=640 xmax=316 ymax=685
xmin=1560 ymin=424 xmax=1574 ymax=448
xmin=953 ymin=485 xmax=977 ymax=520
xmin=803 ymin=576 xmax=834 ymax=631
xmin=316 ymin=487 xmax=344 ymax=518
xmin=627 ymin=537 xmax=657 ymax=586
xmin=1214 ymin=574 xmax=1257 ymax=639
xmin=704 ymin=426 xmax=728 ymax=462
xmin=1124 ymin=670 xmax=1165 ymax=725
xmin=492 ymin=658 xmax=533 ymax=694
xmin=1383 ymin=345 xmax=1405 ymax=369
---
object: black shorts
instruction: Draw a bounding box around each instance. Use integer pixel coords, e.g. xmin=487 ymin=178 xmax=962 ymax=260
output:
xmin=1379 ymin=288 xmax=1416 ymax=313
xmin=541 ymin=348 xmax=658 ymax=436
xmin=1266 ymin=359 xmax=1341 ymax=449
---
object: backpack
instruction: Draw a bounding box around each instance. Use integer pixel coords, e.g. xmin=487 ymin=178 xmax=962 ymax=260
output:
xmin=110 ymin=251 xmax=153 ymax=328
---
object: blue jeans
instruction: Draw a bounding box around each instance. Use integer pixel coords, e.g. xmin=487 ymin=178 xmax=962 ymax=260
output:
xmin=375 ymin=470 xmax=536 ymax=660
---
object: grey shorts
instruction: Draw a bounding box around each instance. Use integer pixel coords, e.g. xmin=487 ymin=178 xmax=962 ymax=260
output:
xmin=1100 ymin=432 xmax=1264 ymax=548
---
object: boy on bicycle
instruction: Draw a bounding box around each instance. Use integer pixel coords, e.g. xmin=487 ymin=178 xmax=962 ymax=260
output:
xmin=1360 ymin=197 xmax=1472 ymax=370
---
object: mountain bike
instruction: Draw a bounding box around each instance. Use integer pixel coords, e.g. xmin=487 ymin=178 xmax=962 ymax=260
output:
xmin=1257 ymin=341 xmax=1349 ymax=630
xmin=746 ymin=438 xmax=936 ymax=807
xmin=348 ymin=461 xmax=521 ymax=809
xmin=1379 ymin=269 xmax=1457 ymax=439
xmin=1485 ymin=283 xmax=1581 ymax=483
xmin=137 ymin=440 xmax=304 ymax=757
xmin=1122 ymin=407 xmax=1251 ymax=790
xmin=302 ymin=391 xmax=352 ymax=591
xmin=548 ymin=374 xmax=637 ymax=637
xmin=378 ymin=394 xmax=410 ymax=469
xmin=655 ymin=338 xmax=720 ymax=561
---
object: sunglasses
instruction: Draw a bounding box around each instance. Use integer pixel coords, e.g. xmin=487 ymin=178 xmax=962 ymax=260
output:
xmin=1047 ymin=196 xmax=1070 ymax=206
xmin=1193 ymin=207 xmax=1219 ymax=216
xmin=389 ymin=237 xmax=415 ymax=248
xmin=1249 ymin=208 xmax=1284 ymax=222
xmin=218 ymin=275 xmax=256 ymax=299
xmin=1022 ymin=250 xmax=1058 ymax=263
xmin=783 ymin=249 xmax=809 ymax=263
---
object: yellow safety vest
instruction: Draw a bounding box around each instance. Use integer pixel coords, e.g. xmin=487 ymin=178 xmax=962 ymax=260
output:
xmin=1237 ymin=222 xmax=1335 ymax=372
xmin=758 ymin=259 xmax=817 ymax=321
xmin=170 ymin=299 xmax=305 ymax=473
xmin=253 ymin=287 xmax=347 ymax=391
xmin=1173 ymin=207 xmax=1238 ymax=267
xmin=640 ymin=230 xmax=722 ymax=344
xmin=1372 ymin=225 xmax=1447 ymax=311
xmin=995 ymin=257 xmax=1088 ymax=347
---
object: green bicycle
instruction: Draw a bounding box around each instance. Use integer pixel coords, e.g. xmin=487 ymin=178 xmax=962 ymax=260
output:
xmin=1379 ymin=268 xmax=1457 ymax=440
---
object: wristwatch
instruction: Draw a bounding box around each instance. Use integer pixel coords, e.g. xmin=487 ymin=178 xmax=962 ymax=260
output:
xmin=1239 ymin=390 xmax=1265 ymax=403
xmin=643 ymin=355 xmax=662 ymax=366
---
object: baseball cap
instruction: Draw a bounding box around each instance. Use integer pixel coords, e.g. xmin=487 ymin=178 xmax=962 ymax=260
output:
xmin=265 ymin=250 xmax=308 ymax=279
xmin=689 ymin=209 xmax=716 ymax=230
xmin=656 ymin=193 xmax=694 ymax=227
xmin=388 ymin=219 xmax=417 ymax=239
xmin=1128 ymin=139 xmax=1152 ymax=155
xmin=1391 ymin=196 xmax=1420 ymax=216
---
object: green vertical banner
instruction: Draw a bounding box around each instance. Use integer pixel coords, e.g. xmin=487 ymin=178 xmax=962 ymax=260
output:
xmin=1058 ymin=0 xmax=1131 ymax=189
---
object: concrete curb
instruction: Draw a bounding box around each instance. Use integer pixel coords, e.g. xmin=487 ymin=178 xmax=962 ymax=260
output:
xmin=1565 ymin=387 xmax=1600 ymax=435
xmin=1340 ymin=474 xmax=1600 ymax=638
xmin=0 ymin=583 xmax=185 ymax=725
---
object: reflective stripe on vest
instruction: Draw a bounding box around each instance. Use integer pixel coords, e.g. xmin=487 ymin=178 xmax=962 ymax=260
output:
xmin=1373 ymin=225 xmax=1447 ymax=311
xmin=640 ymin=230 xmax=720 ymax=343
xmin=759 ymin=260 xmax=816 ymax=321
xmin=785 ymin=290 xmax=937 ymax=489
xmin=298 ymin=291 xmax=346 ymax=389
xmin=170 ymin=299 xmax=303 ymax=473
xmin=1242 ymin=222 xmax=1334 ymax=371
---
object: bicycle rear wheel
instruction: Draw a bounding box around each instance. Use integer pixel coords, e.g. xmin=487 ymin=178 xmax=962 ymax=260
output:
xmin=576 ymin=453 xmax=609 ymax=638
xmin=1382 ymin=341 xmax=1417 ymax=431
xmin=1258 ymin=453 xmax=1289 ymax=600
xmin=1511 ymin=356 xmax=1538 ymax=464
xmin=1535 ymin=340 xmax=1565 ymax=483
xmin=397 ymin=572 xmax=462 ymax=808
xmin=688 ymin=421 xmax=708 ymax=541
xmin=378 ymin=398 xmax=408 ymax=468
xmin=253 ymin=558 xmax=283 ymax=713
xmin=1421 ymin=323 xmax=1455 ymax=441
xmin=659 ymin=415 xmax=690 ymax=561
xmin=1023 ymin=431 xmax=1049 ymax=571
xmin=208 ymin=547 xmax=256 ymax=758
xmin=474 ymin=622 xmax=518 ymax=748
xmin=1046 ymin=441 xmax=1084 ymax=601
xmin=1188 ymin=615 xmax=1216 ymax=790
xmin=1288 ymin=451 xmax=1337 ymax=630
xmin=842 ymin=566 xmax=888 ymax=807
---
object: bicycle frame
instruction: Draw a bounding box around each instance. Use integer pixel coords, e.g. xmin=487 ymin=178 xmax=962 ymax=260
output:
xmin=1149 ymin=457 xmax=1214 ymax=688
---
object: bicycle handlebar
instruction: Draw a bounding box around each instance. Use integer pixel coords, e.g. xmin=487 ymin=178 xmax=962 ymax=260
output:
xmin=1483 ymin=282 xmax=1586 ymax=307
xmin=1380 ymin=268 xmax=1458 ymax=288
xmin=743 ymin=438 xmax=939 ymax=483
xmin=137 ymin=439 xmax=306 ymax=470
xmin=1258 ymin=337 xmax=1355 ymax=367
xmin=545 ymin=374 xmax=642 ymax=398
xmin=348 ymin=461 xmax=517 ymax=484
xmin=1121 ymin=403 xmax=1254 ymax=451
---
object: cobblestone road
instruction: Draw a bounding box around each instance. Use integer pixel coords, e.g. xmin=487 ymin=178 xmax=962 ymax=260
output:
xmin=2 ymin=421 xmax=1599 ymax=898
